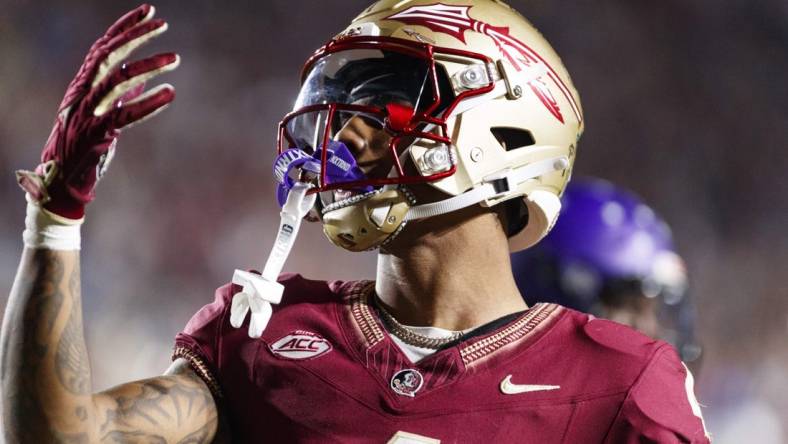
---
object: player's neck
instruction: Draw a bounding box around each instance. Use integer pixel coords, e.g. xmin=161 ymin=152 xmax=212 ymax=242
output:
xmin=375 ymin=205 xmax=527 ymax=331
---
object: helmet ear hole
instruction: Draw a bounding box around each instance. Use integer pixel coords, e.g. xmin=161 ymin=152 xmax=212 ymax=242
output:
xmin=490 ymin=127 xmax=536 ymax=151
xmin=503 ymin=198 xmax=529 ymax=237
xmin=509 ymin=190 xmax=562 ymax=252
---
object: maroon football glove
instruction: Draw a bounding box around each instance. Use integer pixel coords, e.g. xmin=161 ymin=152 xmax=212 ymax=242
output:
xmin=16 ymin=4 xmax=179 ymax=220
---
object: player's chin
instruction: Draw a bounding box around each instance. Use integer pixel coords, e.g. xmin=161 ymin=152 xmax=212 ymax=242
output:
xmin=378 ymin=218 xmax=436 ymax=254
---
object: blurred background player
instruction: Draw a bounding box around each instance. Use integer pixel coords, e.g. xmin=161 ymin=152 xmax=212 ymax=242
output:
xmin=511 ymin=177 xmax=703 ymax=371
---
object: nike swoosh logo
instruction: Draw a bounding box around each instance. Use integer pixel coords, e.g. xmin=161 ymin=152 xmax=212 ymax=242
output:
xmin=500 ymin=375 xmax=560 ymax=395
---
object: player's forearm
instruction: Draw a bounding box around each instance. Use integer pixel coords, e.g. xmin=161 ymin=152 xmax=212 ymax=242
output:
xmin=1 ymin=247 xmax=96 ymax=442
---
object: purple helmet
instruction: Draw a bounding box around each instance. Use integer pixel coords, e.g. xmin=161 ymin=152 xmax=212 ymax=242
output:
xmin=512 ymin=177 xmax=701 ymax=363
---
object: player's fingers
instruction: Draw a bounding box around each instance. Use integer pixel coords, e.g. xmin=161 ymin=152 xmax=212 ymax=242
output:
xmin=119 ymin=82 xmax=147 ymax=103
xmin=105 ymin=18 xmax=168 ymax=63
xmin=112 ymin=83 xmax=176 ymax=131
xmin=102 ymin=4 xmax=156 ymax=40
xmin=92 ymin=52 xmax=179 ymax=117
xmin=91 ymin=18 xmax=168 ymax=89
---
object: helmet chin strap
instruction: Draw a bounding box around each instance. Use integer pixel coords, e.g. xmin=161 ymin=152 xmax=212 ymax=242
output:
xmin=228 ymin=154 xmax=566 ymax=338
xmin=230 ymin=182 xmax=315 ymax=338
xmin=405 ymin=154 xmax=569 ymax=221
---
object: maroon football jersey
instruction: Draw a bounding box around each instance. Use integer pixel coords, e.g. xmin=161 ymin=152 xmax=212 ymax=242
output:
xmin=174 ymin=274 xmax=709 ymax=443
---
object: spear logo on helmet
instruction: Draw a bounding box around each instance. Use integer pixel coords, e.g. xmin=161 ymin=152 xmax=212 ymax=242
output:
xmin=385 ymin=3 xmax=583 ymax=124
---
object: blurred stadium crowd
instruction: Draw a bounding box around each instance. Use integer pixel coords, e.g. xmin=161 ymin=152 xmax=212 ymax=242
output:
xmin=1 ymin=1 xmax=786 ymax=442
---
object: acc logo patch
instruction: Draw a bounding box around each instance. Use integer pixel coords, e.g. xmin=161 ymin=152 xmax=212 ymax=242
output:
xmin=269 ymin=330 xmax=332 ymax=360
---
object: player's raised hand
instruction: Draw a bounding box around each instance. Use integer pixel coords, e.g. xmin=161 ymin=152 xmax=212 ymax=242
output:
xmin=16 ymin=4 xmax=179 ymax=220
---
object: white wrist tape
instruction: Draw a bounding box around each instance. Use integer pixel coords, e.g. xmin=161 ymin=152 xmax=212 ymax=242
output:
xmin=23 ymin=198 xmax=83 ymax=250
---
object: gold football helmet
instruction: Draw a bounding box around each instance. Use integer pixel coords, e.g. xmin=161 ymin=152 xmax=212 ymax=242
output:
xmin=277 ymin=0 xmax=584 ymax=251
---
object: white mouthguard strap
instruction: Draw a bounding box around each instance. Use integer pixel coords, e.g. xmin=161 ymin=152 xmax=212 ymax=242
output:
xmin=230 ymin=182 xmax=316 ymax=338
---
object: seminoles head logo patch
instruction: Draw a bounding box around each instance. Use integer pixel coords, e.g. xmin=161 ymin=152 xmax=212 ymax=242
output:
xmin=391 ymin=368 xmax=424 ymax=397
xmin=269 ymin=330 xmax=333 ymax=360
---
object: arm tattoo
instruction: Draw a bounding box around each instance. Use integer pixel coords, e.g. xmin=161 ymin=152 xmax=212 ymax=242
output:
xmin=2 ymin=249 xmax=221 ymax=443
xmin=100 ymin=430 xmax=167 ymax=444
xmin=28 ymin=249 xmax=66 ymax=335
xmin=95 ymin=362 xmax=219 ymax=443
xmin=2 ymin=249 xmax=86 ymax=442
xmin=55 ymin=259 xmax=91 ymax=395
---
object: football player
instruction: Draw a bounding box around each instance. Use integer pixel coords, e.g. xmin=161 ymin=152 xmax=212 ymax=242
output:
xmin=511 ymin=178 xmax=703 ymax=371
xmin=2 ymin=1 xmax=710 ymax=443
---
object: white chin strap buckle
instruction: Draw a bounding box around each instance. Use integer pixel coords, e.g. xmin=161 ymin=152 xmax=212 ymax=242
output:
xmin=230 ymin=182 xmax=315 ymax=338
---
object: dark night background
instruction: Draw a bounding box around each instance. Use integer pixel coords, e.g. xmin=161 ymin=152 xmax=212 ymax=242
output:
xmin=1 ymin=1 xmax=786 ymax=441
